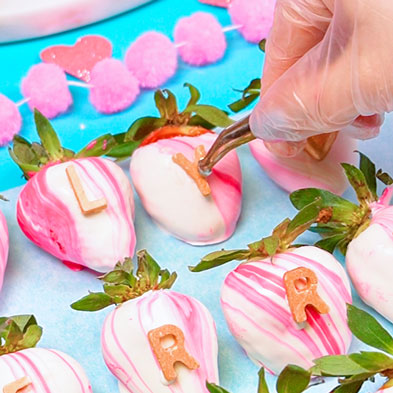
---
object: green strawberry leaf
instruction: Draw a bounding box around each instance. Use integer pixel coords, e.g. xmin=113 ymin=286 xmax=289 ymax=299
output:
xmin=184 ymin=83 xmax=201 ymax=108
xmin=125 ymin=117 xmax=167 ymax=142
xmin=76 ymin=134 xmax=116 ymax=158
xmin=259 ymin=39 xmax=266 ymax=52
xmin=258 ymin=368 xmax=270 ymax=393
xmin=276 ymin=365 xmax=311 ymax=393
xmin=331 ymin=381 xmax=364 ymax=393
xmin=206 ymin=382 xmax=232 ymax=393
xmin=341 ymin=163 xmax=375 ymax=205
xmin=349 ymin=352 xmax=393 ymax=372
xmin=290 ymin=188 xmax=358 ymax=224
xmin=71 ymin=251 xmax=177 ymax=312
xmin=155 ymin=89 xmax=179 ymax=121
xmin=70 ymin=292 xmax=114 ymax=312
xmin=34 ymin=109 xmax=64 ymax=161
xmin=229 ymin=78 xmax=261 ymax=113
xmin=189 ymin=249 xmax=250 ymax=272
xmin=376 ymin=169 xmax=393 ymax=186
xmin=185 ymin=104 xmax=234 ymax=128
xmin=0 ymin=315 xmax=43 ymax=355
xmin=357 ymin=152 xmax=377 ymax=199
xmin=315 ymin=234 xmax=347 ymax=253
xmin=312 ymin=355 xmax=369 ymax=377
xmin=347 ymin=304 xmax=393 ymax=355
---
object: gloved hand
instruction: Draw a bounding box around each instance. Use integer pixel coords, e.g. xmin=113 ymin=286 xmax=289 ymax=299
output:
xmin=250 ymin=0 xmax=393 ymax=156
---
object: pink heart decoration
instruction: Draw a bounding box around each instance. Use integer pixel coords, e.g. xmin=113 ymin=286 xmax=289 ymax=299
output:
xmin=40 ymin=35 xmax=112 ymax=82
xmin=198 ymin=0 xmax=232 ymax=7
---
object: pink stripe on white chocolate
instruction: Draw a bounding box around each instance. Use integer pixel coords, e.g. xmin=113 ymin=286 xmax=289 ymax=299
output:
xmin=130 ymin=133 xmax=242 ymax=245
xmin=0 ymin=210 xmax=8 ymax=293
xmin=0 ymin=348 xmax=92 ymax=392
xmin=249 ymin=133 xmax=357 ymax=194
xmin=101 ymin=290 xmax=219 ymax=393
xmin=17 ymin=157 xmax=136 ymax=272
xmin=347 ymin=205 xmax=393 ymax=323
xmin=221 ymin=246 xmax=352 ymax=374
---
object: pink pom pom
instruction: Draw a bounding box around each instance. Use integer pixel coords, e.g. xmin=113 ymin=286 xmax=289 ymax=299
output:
xmin=229 ymin=0 xmax=276 ymax=43
xmin=125 ymin=32 xmax=177 ymax=89
xmin=0 ymin=94 xmax=22 ymax=146
xmin=89 ymin=59 xmax=140 ymax=114
xmin=21 ymin=63 xmax=72 ymax=118
xmin=174 ymin=12 xmax=226 ymax=66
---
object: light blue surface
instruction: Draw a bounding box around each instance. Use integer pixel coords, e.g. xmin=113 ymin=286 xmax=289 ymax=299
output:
xmin=1 ymin=1 xmax=393 ymax=392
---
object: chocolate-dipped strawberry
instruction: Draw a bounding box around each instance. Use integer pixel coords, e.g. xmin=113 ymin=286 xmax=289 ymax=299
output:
xmin=229 ymin=78 xmax=358 ymax=195
xmin=0 ymin=196 xmax=8 ymax=294
xmin=110 ymin=84 xmax=242 ymax=245
xmin=0 ymin=315 xmax=92 ymax=392
xmin=190 ymin=202 xmax=352 ymax=374
xmin=291 ymin=154 xmax=393 ymax=324
xmin=10 ymin=110 xmax=136 ymax=273
xmin=71 ymin=250 xmax=219 ymax=393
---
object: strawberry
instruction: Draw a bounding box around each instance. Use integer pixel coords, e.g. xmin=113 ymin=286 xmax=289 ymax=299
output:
xmin=71 ymin=250 xmax=219 ymax=393
xmin=229 ymin=78 xmax=358 ymax=194
xmin=109 ymin=84 xmax=242 ymax=245
xmin=291 ymin=153 xmax=393 ymax=324
xmin=0 ymin=315 xmax=92 ymax=392
xmin=0 ymin=197 xmax=8 ymax=294
xmin=190 ymin=202 xmax=352 ymax=374
xmin=10 ymin=110 xmax=136 ymax=273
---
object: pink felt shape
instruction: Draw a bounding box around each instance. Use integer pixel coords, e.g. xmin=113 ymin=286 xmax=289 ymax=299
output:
xmin=199 ymin=0 xmax=231 ymax=7
xmin=174 ymin=12 xmax=226 ymax=66
xmin=89 ymin=59 xmax=140 ymax=114
xmin=228 ymin=0 xmax=276 ymax=43
xmin=0 ymin=94 xmax=22 ymax=146
xmin=125 ymin=31 xmax=178 ymax=89
xmin=21 ymin=63 xmax=72 ymax=119
xmin=40 ymin=35 xmax=113 ymax=83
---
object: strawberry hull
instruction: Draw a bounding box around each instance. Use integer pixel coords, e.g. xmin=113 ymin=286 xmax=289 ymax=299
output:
xmin=130 ymin=133 xmax=242 ymax=245
xmin=221 ymin=246 xmax=352 ymax=374
xmin=0 ymin=347 xmax=92 ymax=392
xmin=0 ymin=210 xmax=8 ymax=293
xmin=17 ymin=157 xmax=136 ymax=273
xmin=101 ymin=290 xmax=219 ymax=393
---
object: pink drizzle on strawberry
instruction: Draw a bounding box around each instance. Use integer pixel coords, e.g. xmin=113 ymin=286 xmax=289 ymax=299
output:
xmin=17 ymin=157 xmax=136 ymax=273
xmin=101 ymin=290 xmax=219 ymax=393
xmin=221 ymin=246 xmax=352 ymax=374
xmin=0 ymin=348 xmax=92 ymax=392
xmin=0 ymin=210 xmax=9 ymax=293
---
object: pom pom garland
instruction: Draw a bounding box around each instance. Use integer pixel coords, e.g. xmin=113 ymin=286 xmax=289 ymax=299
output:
xmin=174 ymin=12 xmax=227 ymax=66
xmin=228 ymin=0 xmax=276 ymax=43
xmin=125 ymin=32 xmax=178 ymax=89
xmin=89 ymin=59 xmax=140 ymax=114
xmin=21 ymin=63 xmax=73 ymax=119
xmin=0 ymin=94 xmax=22 ymax=146
xmin=1 ymin=4 xmax=276 ymax=145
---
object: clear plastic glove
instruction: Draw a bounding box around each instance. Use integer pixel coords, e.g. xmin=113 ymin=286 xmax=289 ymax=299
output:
xmin=250 ymin=0 xmax=393 ymax=156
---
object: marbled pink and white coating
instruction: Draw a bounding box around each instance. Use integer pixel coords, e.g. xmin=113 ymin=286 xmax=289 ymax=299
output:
xmin=17 ymin=157 xmax=136 ymax=273
xmin=102 ymin=290 xmax=219 ymax=393
xmin=0 ymin=347 xmax=92 ymax=392
xmin=249 ymin=133 xmax=358 ymax=194
xmin=0 ymin=210 xmax=9 ymax=293
xmin=346 ymin=188 xmax=393 ymax=323
xmin=130 ymin=133 xmax=242 ymax=245
xmin=221 ymin=246 xmax=352 ymax=374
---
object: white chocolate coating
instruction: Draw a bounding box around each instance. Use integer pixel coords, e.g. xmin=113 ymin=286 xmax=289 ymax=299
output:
xmin=101 ymin=290 xmax=219 ymax=393
xmin=130 ymin=133 xmax=242 ymax=245
xmin=0 ymin=348 xmax=92 ymax=392
xmin=0 ymin=210 xmax=8 ymax=293
xmin=249 ymin=133 xmax=358 ymax=194
xmin=17 ymin=157 xmax=136 ymax=272
xmin=347 ymin=205 xmax=393 ymax=323
xmin=221 ymin=246 xmax=352 ymax=374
